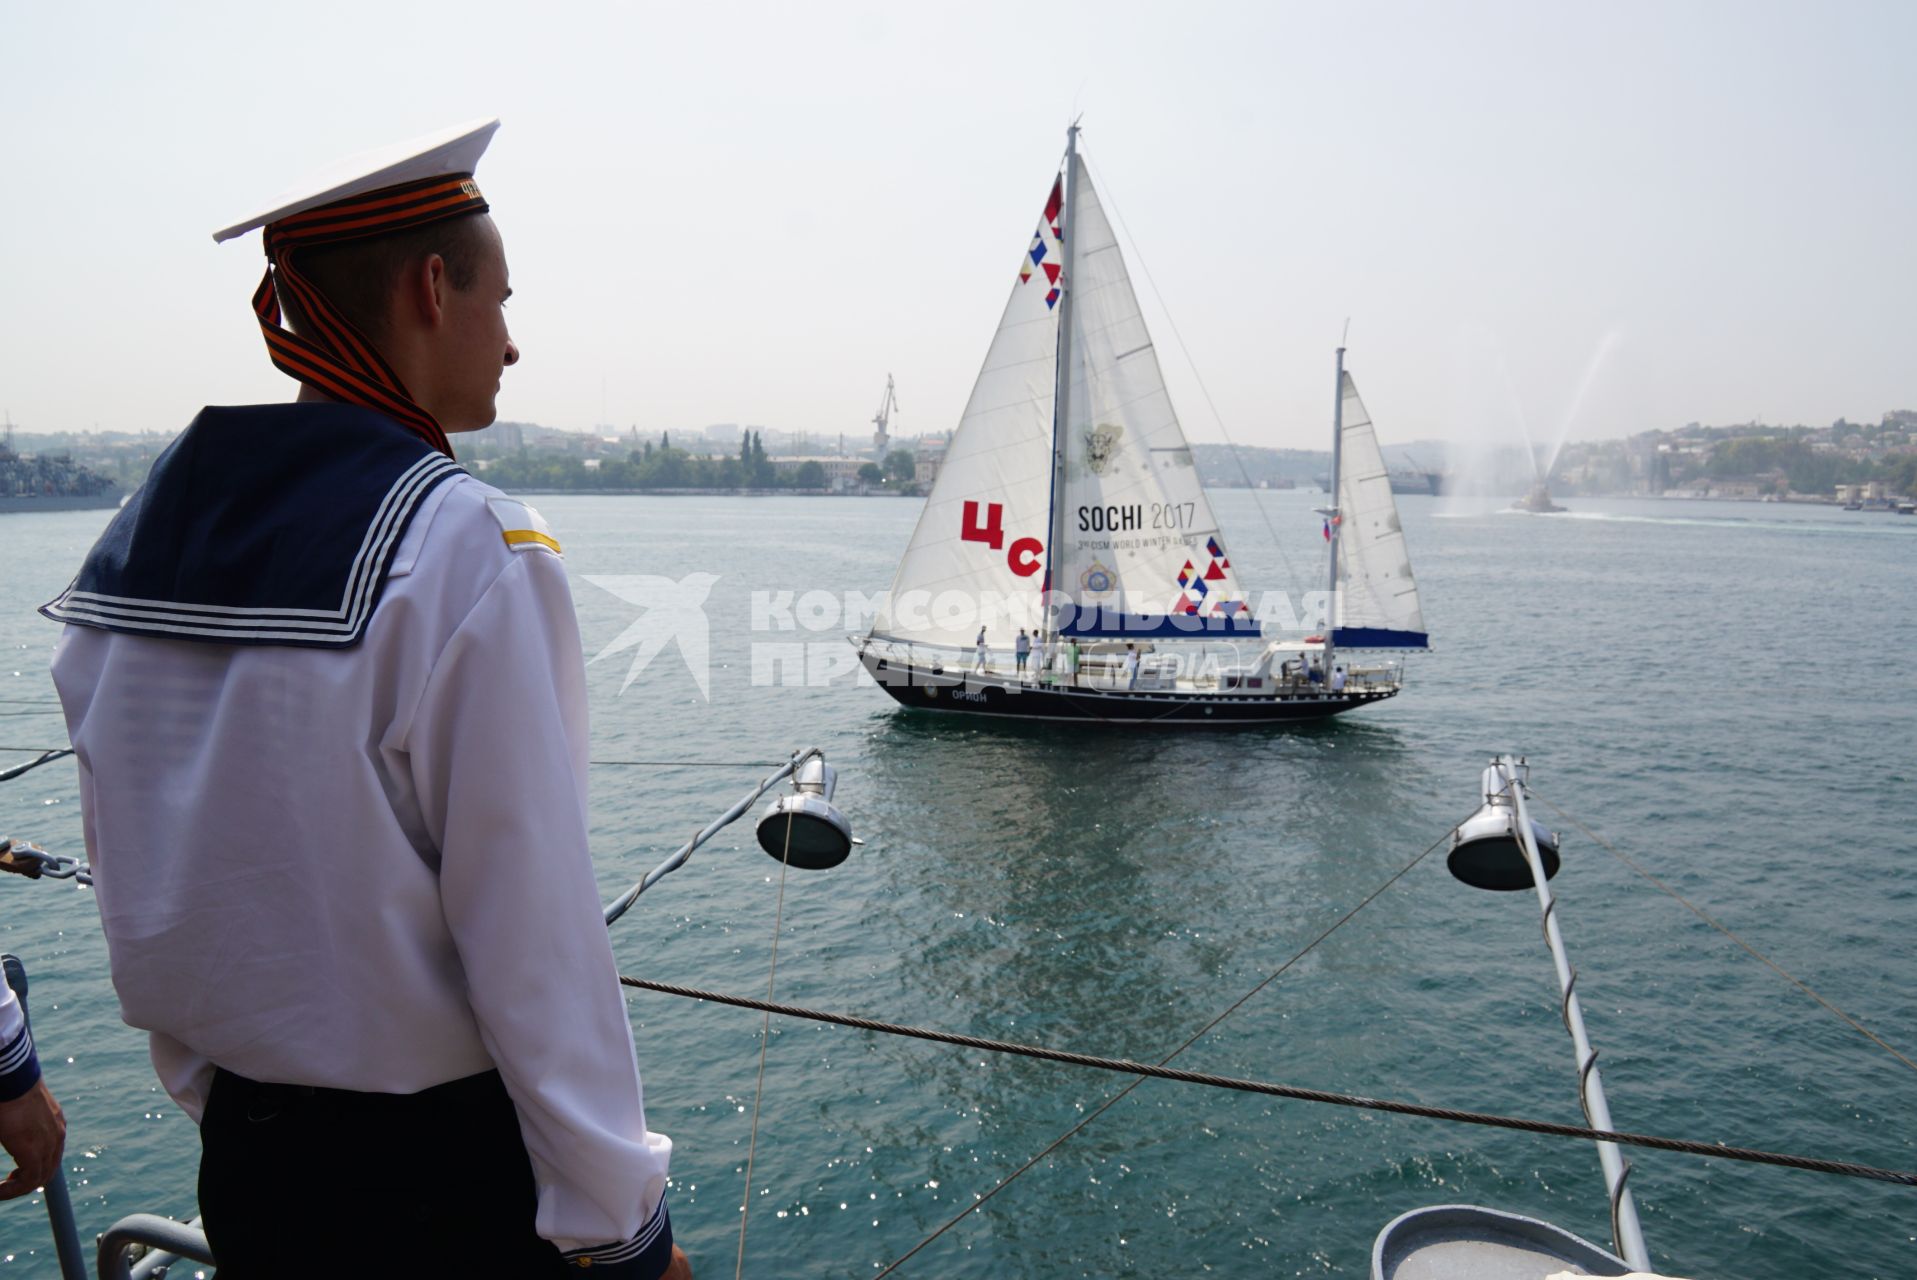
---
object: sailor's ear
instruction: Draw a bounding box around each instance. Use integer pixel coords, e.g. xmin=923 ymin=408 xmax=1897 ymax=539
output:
xmin=399 ymin=253 xmax=451 ymax=329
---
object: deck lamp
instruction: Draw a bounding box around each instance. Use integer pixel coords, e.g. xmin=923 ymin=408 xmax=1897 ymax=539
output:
xmin=603 ymin=748 xmax=854 ymax=926
xmin=756 ymin=757 xmax=853 ymax=869
xmin=1447 ymin=756 xmax=1561 ymax=890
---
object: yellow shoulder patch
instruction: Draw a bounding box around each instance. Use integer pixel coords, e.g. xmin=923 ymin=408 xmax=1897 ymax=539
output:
xmin=485 ymin=496 xmax=562 ymax=556
xmin=502 ymin=528 xmax=563 ymax=554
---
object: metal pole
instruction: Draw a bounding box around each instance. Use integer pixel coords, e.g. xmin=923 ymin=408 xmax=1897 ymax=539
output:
xmin=1043 ymin=123 xmax=1081 ymax=653
xmin=601 ymin=749 xmax=821 ymax=927
xmin=1323 ymin=347 xmax=1345 ymax=679
xmin=1497 ymin=756 xmax=1652 ymax=1270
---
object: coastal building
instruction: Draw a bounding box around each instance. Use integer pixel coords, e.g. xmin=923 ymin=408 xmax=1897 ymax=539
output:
xmin=770 ymin=454 xmax=865 ymax=492
xmin=914 ymin=434 xmax=948 ymax=487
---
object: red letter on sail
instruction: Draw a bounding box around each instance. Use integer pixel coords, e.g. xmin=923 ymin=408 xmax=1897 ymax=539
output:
xmin=1007 ymin=537 xmax=1042 ymax=577
xmin=960 ymin=500 xmax=1005 ymax=551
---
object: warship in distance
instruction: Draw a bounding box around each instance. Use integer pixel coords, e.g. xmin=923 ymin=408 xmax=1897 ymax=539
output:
xmin=0 ymin=417 xmax=121 ymax=514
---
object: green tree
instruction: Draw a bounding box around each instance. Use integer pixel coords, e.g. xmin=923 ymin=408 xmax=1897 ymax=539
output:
xmin=749 ymin=431 xmax=776 ymax=487
xmin=795 ymin=460 xmax=827 ymax=489
xmin=1886 ymin=452 xmax=1917 ymax=497
xmin=1707 ymin=437 xmax=1782 ymax=477
xmin=884 ymin=449 xmax=916 ymax=485
xmin=857 ymin=462 xmax=884 ymax=486
xmin=654 ymin=447 xmax=687 ymax=487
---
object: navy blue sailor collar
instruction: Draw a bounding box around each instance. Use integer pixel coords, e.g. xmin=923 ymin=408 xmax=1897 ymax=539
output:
xmin=42 ymin=403 xmax=465 ymax=648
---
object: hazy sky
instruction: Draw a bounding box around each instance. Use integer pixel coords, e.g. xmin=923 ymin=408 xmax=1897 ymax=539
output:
xmin=3 ymin=1 xmax=1912 ymax=452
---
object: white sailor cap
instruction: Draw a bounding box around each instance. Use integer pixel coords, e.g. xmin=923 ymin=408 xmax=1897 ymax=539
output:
xmin=211 ymin=117 xmax=500 ymax=245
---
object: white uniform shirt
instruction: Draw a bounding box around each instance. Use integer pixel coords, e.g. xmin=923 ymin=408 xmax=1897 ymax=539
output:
xmin=0 ymin=980 xmax=35 ymax=1095
xmin=51 ymin=474 xmax=669 ymax=1255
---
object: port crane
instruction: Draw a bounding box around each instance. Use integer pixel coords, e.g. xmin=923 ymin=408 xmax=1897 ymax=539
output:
xmin=871 ymin=374 xmax=898 ymax=459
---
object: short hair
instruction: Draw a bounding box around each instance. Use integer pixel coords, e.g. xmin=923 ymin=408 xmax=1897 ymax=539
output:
xmin=277 ymin=212 xmax=490 ymax=345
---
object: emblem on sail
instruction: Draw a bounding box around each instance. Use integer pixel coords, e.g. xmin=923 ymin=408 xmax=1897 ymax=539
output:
xmin=1084 ymin=424 xmax=1123 ymax=476
xmin=1079 ymin=560 xmax=1115 ymax=597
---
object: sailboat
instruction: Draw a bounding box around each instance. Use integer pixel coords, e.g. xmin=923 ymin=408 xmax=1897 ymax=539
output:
xmin=857 ymin=126 xmax=1428 ymax=724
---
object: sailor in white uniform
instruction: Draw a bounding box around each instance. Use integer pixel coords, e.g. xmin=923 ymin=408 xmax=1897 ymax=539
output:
xmin=45 ymin=121 xmax=686 ymax=1279
xmin=0 ymin=978 xmax=62 ymax=1200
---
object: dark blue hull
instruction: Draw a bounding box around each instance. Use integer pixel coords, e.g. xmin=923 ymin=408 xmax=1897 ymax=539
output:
xmin=858 ymin=651 xmax=1395 ymax=725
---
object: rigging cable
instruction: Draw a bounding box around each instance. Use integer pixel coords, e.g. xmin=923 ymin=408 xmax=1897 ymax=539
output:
xmin=1536 ymin=791 xmax=1917 ymax=1077
xmin=0 ymin=749 xmax=72 ymax=784
xmin=1087 ymin=154 xmax=1307 ymax=598
xmin=590 ymin=759 xmax=778 ymax=769
xmin=618 ymin=975 xmax=1917 ymax=1189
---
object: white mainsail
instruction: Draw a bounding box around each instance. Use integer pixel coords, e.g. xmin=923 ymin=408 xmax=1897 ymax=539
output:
xmin=872 ymin=148 xmax=1254 ymax=651
xmin=1332 ymin=372 xmax=1428 ymax=648
xmin=1050 ymin=158 xmax=1251 ymax=639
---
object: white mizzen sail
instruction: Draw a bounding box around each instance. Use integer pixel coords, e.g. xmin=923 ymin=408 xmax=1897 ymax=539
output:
xmin=1332 ymin=372 xmax=1428 ymax=648
xmin=1050 ymin=157 xmax=1252 ymax=639
xmin=870 ymin=176 xmax=1065 ymax=650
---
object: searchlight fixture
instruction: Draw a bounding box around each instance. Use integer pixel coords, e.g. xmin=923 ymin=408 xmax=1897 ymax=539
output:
xmin=603 ymin=747 xmax=855 ymax=926
xmin=756 ymin=756 xmax=853 ymax=870
xmin=1447 ymin=756 xmax=1561 ymax=891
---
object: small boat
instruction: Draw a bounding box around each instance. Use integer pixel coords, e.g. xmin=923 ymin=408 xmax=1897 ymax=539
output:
xmin=856 ymin=126 xmax=1428 ymax=724
xmin=1512 ymin=482 xmax=1567 ymax=514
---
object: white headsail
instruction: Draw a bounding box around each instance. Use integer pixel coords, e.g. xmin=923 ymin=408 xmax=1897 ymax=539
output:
xmin=869 ymin=175 xmax=1065 ymax=650
xmin=1332 ymin=372 xmax=1428 ymax=648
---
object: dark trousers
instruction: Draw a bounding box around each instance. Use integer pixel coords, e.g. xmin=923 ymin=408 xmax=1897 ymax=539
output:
xmin=200 ymin=1066 xmax=570 ymax=1278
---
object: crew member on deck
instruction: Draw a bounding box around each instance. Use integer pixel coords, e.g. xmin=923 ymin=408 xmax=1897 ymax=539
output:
xmin=45 ymin=121 xmax=687 ymax=1279
xmin=0 ymin=978 xmax=62 ymax=1201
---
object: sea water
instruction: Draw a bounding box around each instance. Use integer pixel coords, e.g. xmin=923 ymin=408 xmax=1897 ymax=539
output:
xmin=0 ymin=491 xmax=1911 ymax=1278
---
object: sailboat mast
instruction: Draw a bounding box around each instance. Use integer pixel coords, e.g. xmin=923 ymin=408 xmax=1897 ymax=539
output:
xmin=1043 ymin=124 xmax=1081 ymax=647
xmin=1324 ymin=345 xmax=1345 ymax=675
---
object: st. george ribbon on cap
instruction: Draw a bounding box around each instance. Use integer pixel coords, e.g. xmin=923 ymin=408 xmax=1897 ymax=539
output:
xmin=213 ymin=119 xmax=500 ymax=458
